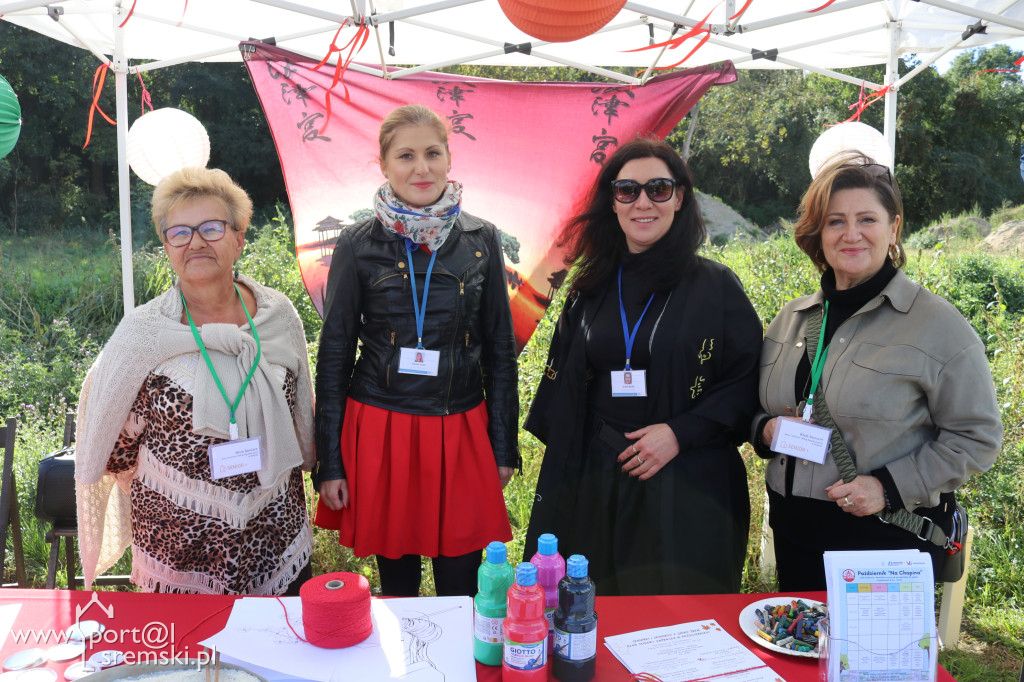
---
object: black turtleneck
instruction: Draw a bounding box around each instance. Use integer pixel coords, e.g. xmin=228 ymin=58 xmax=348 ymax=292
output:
xmin=586 ymin=248 xmax=668 ymax=432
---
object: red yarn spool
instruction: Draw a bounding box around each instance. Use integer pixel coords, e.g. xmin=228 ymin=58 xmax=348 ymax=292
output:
xmin=299 ymin=572 xmax=373 ymax=648
xmin=498 ymin=0 xmax=627 ymax=43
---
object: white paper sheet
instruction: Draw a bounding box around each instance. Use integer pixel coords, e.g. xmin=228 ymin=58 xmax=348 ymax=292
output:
xmin=0 ymin=603 xmax=22 ymax=647
xmin=201 ymin=596 xmax=475 ymax=682
xmin=604 ymin=619 xmax=767 ymax=682
xmin=823 ymin=550 xmax=938 ymax=682
xmin=715 ymin=667 xmax=788 ymax=682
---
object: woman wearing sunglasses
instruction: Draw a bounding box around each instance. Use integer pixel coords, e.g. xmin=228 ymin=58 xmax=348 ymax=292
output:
xmin=753 ymin=152 xmax=1001 ymax=590
xmin=75 ymin=167 xmax=315 ymax=593
xmin=524 ymin=138 xmax=762 ymax=595
xmin=313 ymin=105 xmax=517 ymax=597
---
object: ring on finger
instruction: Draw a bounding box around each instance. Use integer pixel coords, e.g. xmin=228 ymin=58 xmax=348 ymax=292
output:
xmin=631 ymin=444 xmax=638 ymax=454
xmin=843 ymin=496 xmax=854 ymax=508
xmin=637 ymin=455 xmax=644 ymax=464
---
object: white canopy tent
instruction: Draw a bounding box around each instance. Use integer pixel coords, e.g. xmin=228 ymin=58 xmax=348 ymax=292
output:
xmin=3 ymin=0 xmax=1023 ymax=312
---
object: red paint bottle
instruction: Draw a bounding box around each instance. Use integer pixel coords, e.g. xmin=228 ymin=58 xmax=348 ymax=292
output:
xmin=502 ymin=562 xmax=548 ymax=680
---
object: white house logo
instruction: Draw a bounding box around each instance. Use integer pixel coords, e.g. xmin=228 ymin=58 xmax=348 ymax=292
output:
xmin=75 ymin=592 xmax=115 ymax=623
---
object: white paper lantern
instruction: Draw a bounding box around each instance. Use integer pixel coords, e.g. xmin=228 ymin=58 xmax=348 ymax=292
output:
xmin=127 ymin=108 xmax=210 ymax=186
xmin=808 ymin=122 xmax=891 ymax=179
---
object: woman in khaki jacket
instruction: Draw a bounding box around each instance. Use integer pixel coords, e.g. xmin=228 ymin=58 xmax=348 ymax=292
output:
xmin=752 ymin=153 xmax=1001 ymax=591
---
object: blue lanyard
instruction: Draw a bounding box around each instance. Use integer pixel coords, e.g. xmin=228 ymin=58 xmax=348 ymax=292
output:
xmin=618 ymin=265 xmax=655 ymax=371
xmin=405 ymin=240 xmax=438 ymax=349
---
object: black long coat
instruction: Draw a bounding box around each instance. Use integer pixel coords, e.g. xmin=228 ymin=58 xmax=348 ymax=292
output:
xmin=524 ymin=257 xmax=763 ymax=594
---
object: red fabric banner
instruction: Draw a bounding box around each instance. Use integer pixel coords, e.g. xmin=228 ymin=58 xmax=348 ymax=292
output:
xmin=242 ymin=42 xmax=736 ymax=350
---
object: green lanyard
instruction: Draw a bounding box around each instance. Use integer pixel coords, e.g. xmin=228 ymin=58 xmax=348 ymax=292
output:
xmin=803 ymin=300 xmax=829 ymax=422
xmin=182 ymin=284 xmax=261 ymax=440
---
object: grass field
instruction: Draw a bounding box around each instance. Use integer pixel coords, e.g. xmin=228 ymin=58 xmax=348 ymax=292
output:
xmin=2 ymin=213 xmax=1022 ymax=680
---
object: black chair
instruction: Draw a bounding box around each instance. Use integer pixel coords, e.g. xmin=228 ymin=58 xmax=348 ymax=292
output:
xmin=1 ymin=417 xmax=27 ymax=588
xmin=41 ymin=411 xmax=131 ymax=589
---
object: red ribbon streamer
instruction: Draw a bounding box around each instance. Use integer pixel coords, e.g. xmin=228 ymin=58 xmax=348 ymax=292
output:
xmin=118 ymin=0 xmax=137 ymax=27
xmin=136 ymin=69 xmax=153 ymax=115
xmin=829 ymin=82 xmax=891 ymax=126
xmin=123 ymin=0 xmax=187 ymax=28
xmin=83 ymin=63 xmax=117 ymax=149
xmin=807 ymin=0 xmax=839 ymax=11
xmin=729 ymin=0 xmax=754 ymax=21
xmin=312 ymin=19 xmax=368 ymax=135
xmin=625 ymin=2 xmax=718 ymax=54
xmin=656 ymin=30 xmax=712 ymax=70
xmin=974 ymin=68 xmax=1022 ymax=76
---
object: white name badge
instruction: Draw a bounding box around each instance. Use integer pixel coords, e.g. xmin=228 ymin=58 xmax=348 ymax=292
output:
xmin=610 ymin=370 xmax=647 ymax=397
xmin=770 ymin=418 xmax=832 ymax=464
xmin=398 ymin=347 xmax=440 ymax=376
xmin=209 ymin=436 xmax=264 ymax=480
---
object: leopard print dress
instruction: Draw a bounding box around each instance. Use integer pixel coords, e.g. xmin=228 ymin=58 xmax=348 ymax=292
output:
xmin=107 ymin=352 xmax=312 ymax=595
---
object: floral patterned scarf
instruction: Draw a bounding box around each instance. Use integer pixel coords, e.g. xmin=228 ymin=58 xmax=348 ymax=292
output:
xmin=374 ymin=180 xmax=463 ymax=251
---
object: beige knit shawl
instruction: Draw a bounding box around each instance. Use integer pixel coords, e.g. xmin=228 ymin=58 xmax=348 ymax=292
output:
xmin=75 ymin=275 xmax=315 ymax=589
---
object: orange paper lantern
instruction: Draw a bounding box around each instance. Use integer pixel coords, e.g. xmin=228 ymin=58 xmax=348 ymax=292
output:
xmin=498 ymin=0 xmax=627 ymax=43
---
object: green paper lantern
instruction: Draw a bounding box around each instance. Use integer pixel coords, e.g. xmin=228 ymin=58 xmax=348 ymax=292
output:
xmin=0 ymin=75 xmax=23 ymax=160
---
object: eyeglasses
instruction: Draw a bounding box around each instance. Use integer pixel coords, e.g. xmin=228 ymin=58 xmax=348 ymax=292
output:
xmin=163 ymin=220 xmax=230 ymax=247
xmin=611 ymin=178 xmax=678 ymax=204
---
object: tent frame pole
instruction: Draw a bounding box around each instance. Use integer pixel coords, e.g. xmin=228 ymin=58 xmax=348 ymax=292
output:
xmin=113 ymin=4 xmax=135 ymax=314
xmin=883 ymin=20 xmax=899 ymax=163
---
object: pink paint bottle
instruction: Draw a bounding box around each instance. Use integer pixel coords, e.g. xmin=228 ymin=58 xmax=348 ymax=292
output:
xmin=530 ymin=532 xmax=566 ymax=653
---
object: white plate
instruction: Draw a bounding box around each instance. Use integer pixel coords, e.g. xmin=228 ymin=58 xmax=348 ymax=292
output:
xmin=738 ymin=596 xmax=826 ymax=659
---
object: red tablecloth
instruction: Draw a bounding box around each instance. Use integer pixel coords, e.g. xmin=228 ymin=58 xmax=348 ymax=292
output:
xmin=0 ymin=589 xmax=954 ymax=681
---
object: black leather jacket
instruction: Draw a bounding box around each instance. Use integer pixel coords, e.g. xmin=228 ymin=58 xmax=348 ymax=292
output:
xmin=313 ymin=212 xmax=520 ymax=486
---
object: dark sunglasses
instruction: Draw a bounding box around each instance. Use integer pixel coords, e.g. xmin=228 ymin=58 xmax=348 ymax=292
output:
xmin=852 ymin=163 xmax=897 ymax=188
xmin=163 ymin=219 xmax=230 ymax=247
xmin=611 ymin=178 xmax=677 ymax=204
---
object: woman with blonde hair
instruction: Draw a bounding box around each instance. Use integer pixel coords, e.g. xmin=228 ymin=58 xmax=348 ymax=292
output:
xmin=76 ymin=166 xmax=314 ymax=594
xmin=314 ymin=105 xmax=518 ymax=597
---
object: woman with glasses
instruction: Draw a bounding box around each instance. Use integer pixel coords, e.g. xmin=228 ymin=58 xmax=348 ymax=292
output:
xmin=753 ymin=152 xmax=1001 ymax=590
xmin=75 ymin=167 xmax=314 ymax=594
xmin=524 ymin=138 xmax=762 ymax=595
xmin=313 ymin=105 xmax=518 ymax=597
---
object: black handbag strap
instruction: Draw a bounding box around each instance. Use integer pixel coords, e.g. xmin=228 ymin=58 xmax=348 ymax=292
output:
xmin=804 ymin=305 xmax=957 ymax=553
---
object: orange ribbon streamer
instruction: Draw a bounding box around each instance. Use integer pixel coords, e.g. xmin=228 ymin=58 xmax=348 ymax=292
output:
xmin=312 ymin=19 xmax=369 ymax=135
xmin=83 ymin=63 xmax=117 ymax=149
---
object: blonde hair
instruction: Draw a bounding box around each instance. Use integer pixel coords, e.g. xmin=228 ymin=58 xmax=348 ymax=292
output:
xmin=378 ymin=105 xmax=450 ymax=163
xmin=151 ymin=167 xmax=253 ymax=241
xmin=794 ymin=151 xmax=905 ymax=271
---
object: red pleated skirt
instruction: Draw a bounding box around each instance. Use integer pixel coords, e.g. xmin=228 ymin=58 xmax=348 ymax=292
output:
xmin=314 ymin=398 xmax=512 ymax=559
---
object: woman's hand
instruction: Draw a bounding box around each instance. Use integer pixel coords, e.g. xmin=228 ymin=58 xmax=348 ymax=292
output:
xmin=617 ymin=424 xmax=680 ymax=481
xmin=761 ymin=415 xmax=813 ymax=448
xmin=498 ymin=466 xmax=514 ymax=489
xmin=318 ymin=478 xmax=349 ymax=511
xmin=826 ymin=476 xmax=886 ymax=516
